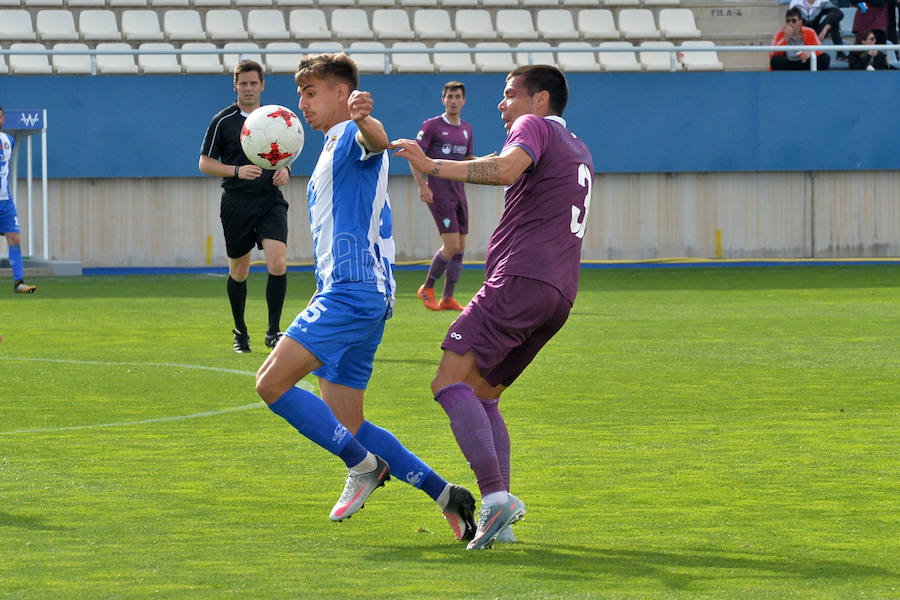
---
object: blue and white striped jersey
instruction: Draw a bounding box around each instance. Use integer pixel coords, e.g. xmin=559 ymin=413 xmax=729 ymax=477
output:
xmin=0 ymin=132 xmax=14 ymax=202
xmin=307 ymin=120 xmax=395 ymax=303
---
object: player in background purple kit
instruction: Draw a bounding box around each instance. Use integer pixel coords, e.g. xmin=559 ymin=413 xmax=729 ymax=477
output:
xmin=412 ymin=82 xmax=475 ymax=312
xmin=391 ymin=65 xmax=594 ymax=550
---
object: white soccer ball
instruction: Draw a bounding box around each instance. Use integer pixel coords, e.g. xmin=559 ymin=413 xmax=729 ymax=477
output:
xmin=240 ymin=104 xmax=304 ymax=170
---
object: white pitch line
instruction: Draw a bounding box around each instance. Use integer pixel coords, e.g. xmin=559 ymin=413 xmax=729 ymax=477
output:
xmin=0 ymin=356 xmax=314 ymax=435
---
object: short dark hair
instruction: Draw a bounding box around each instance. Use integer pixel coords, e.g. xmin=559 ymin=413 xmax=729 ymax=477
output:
xmin=295 ymin=52 xmax=359 ymax=92
xmin=506 ymin=65 xmax=568 ymax=116
xmin=785 ymin=7 xmax=803 ymax=20
xmin=442 ymin=81 xmax=465 ymax=98
xmin=233 ymin=59 xmax=264 ymax=83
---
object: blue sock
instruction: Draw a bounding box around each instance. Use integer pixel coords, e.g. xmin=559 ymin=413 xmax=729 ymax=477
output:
xmin=356 ymin=420 xmax=447 ymax=501
xmin=9 ymin=245 xmax=23 ymax=281
xmin=269 ymin=387 xmax=368 ymax=468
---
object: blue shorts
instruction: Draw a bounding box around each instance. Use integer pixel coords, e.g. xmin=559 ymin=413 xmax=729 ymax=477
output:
xmin=285 ymin=287 xmax=391 ymax=390
xmin=0 ymin=200 xmax=20 ymax=235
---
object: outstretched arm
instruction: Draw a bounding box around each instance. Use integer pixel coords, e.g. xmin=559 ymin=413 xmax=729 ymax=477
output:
xmin=350 ymin=90 xmax=389 ymax=152
xmin=391 ymin=139 xmax=531 ymax=187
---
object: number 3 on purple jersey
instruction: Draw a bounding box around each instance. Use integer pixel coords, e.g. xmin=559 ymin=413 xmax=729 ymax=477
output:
xmin=570 ymin=163 xmax=592 ymax=239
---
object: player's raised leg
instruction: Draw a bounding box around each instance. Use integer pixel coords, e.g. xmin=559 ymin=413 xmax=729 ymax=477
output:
xmin=256 ymin=337 xmax=390 ymax=521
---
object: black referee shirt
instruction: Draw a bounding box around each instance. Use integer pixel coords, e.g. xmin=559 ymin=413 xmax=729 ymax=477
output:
xmin=200 ymin=103 xmax=280 ymax=195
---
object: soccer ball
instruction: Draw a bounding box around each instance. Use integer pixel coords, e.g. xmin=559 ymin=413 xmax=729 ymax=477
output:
xmin=240 ymin=104 xmax=304 ymax=170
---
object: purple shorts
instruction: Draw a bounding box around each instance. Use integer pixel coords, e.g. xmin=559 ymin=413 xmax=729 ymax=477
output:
xmin=427 ymin=195 xmax=468 ymax=235
xmin=442 ymin=275 xmax=571 ymax=388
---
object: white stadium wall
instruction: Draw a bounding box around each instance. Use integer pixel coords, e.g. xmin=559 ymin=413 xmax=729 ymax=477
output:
xmin=9 ymin=170 xmax=900 ymax=267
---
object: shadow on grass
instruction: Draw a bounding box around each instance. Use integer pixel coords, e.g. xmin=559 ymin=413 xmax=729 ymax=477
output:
xmin=0 ymin=511 xmax=67 ymax=531
xmin=367 ymin=543 xmax=897 ymax=591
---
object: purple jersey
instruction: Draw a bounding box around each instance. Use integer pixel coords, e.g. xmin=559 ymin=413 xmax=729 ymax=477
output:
xmin=416 ymin=115 xmax=474 ymax=202
xmin=485 ymin=114 xmax=594 ymax=304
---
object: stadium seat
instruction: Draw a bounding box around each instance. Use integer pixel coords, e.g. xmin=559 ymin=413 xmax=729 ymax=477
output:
xmin=0 ymin=0 xmax=18 ymax=6
xmin=536 ymin=9 xmax=577 ymax=40
xmin=578 ymin=9 xmax=620 ymax=40
xmin=617 ymin=9 xmax=661 ymax=39
xmin=0 ymin=10 xmax=37 ymax=41
xmin=523 ymin=0 xmax=559 ymax=6
xmin=413 ymin=9 xmax=455 ymax=40
xmin=247 ymin=10 xmax=289 ymax=40
xmin=350 ymin=41 xmax=388 ymax=72
xmin=455 ymin=10 xmax=497 ymax=40
xmin=0 ymin=53 xmax=7 ymax=75
xmin=330 ymin=9 xmax=374 ymax=40
xmin=36 ymin=10 xmax=78 ymax=41
xmin=9 ymin=42 xmax=53 ymax=73
xmin=562 ymin=0 xmax=601 ymax=5
xmin=276 ymin=0 xmax=315 ymax=6
xmin=840 ymin=7 xmax=855 ymax=37
xmin=598 ymin=41 xmax=641 ymax=71
xmin=289 ymin=10 xmax=330 ymax=40
xmin=109 ymin=0 xmax=149 ymax=8
xmin=496 ymin=10 xmax=539 ymax=40
xmin=164 ymin=10 xmax=205 ymax=41
xmin=658 ymin=9 xmax=701 ymax=39
xmin=28 ymin=0 xmax=64 ymax=6
xmin=52 ymin=42 xmax=92 ymax=74
xmin=400 ymin=0 xmax=437 ymax=6
xmin=372 ymin=9 xmax=415 ymax=40
xmin=474 ymin=41 xmax=516 ymax=72
xmin=304 ymin=41 xmax=343 ymax=56
xmin=482 ymin=0 xmax=517 ymax=7
xmin=222 ymin=41 xmax=261 ymax=71
xmin=234 ymin=0 xmax=274 ymax=6
xmin=390 ymin=41 xmax=435 ymax=72
xmin=515 ymin=41 xmax=555 ymax=67
xmin=442 ymin=0 xmax=478 ymax=6
xmin=604 ymin=0 xmax=640 ymax=7
xmin=95 ymin=42 xmax=139 ymax=73
xmin=359 ymin=0 xmax=396 ymax=6
xmin=206 ymin=10 xmax=248 ymax=41
xmin=138 ymin=42 xmax=181 ymax=73
xmin=264 ymin=41 xmax=301 ymax=73
xmin=122 ymin=11 xmax=164 ymax=41
xmin=432 ymin=41 xmax=476 ymax=72
xmin=180 ymin=41 xmax=223 ymax=72
xmin=317 ymin=0 xmax=353 ymax=5
xmin=556 ymin=41 xmax=600 ymax=71
xmin=680 ymin=40 xmax=723 ymax=70
xmin=194 ymin=0 xmax=231 ymax=6
xmin=644 ymin=0 xmax=680 ymax=6
xmin=68 ymin=0 xmax=107 ymax=7
xmin=80 ymin=10 xmax=123 ymax=41
xmin=639 ymin=40 xmax=680 ymax=71
xmin=150 ymin=0 xmax=189 ymax=7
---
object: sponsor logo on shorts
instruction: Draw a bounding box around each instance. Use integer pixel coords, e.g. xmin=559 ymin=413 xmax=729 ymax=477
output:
xmin=450 ymin=331 xmax=462 ymax=340
xmin=442 ymin=218 xmax=451 ymax=229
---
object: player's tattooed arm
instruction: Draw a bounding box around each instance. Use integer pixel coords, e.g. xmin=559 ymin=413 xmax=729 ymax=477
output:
xmin=431 ymin=160 xmax=443 ymax=176
xmin=466 ymin=158 xmax=502 ymax=185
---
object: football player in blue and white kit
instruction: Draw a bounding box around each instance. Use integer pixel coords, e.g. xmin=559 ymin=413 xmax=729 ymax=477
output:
xmin=0 ymin=107 xmax=37 ymax=294
xmin=254 ymin=53 xmax=476 ymax=540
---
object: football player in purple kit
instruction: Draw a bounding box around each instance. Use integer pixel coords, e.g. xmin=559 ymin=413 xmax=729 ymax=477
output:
xmin=412 ymin=82 xmax=475 ymax=312
xmin=391 ymin=65 xmax=593 ymax=550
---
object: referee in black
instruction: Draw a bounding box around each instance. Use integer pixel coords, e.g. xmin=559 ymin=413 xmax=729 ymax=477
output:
xmin=200 ymin=59 xmax=291 ymax=353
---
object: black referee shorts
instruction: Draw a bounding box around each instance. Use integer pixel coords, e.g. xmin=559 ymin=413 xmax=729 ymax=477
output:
xmin=220 ymin=191 xmax=289 ymax=259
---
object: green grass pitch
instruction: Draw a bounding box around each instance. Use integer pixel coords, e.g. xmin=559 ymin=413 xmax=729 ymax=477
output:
xmin=1 ymin=267 xmax=898 ymax=599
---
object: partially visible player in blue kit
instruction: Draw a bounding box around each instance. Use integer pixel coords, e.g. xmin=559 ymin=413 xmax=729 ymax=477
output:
xmin=0 ymin=107 xmax=37 ymax=294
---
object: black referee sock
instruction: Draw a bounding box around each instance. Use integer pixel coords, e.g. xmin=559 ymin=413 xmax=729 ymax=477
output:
xmin=227 ymin=275 xmax=248 ymax=334
xmin=266 ymin=273 xmax=287 ymax=334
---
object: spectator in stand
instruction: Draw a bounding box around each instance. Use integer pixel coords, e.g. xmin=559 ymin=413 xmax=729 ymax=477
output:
xmin=851 ymin=0 xmax=888 ymax=43
xmin=849 ymin=29 xmax=895 ymax=68
xmin=771 ymin=7 xmax=832 ymax=70
xmin=789 ymin=0 xmax=845 ymax=57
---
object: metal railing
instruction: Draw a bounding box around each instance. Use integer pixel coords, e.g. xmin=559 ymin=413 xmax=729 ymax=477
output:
xmin=1 ymin=43 xmax=898 ymax=75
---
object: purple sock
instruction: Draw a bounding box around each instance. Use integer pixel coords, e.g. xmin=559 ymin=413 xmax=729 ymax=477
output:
xmin=480 ymin=397 xmax=510 ymax=491
xmin=425 ymin=251 xmax=449 ymax=289
xmin=435 ymin=382 xmax=506 ymax=497
xmin=443 ymin=253 xmax=463 ymax=300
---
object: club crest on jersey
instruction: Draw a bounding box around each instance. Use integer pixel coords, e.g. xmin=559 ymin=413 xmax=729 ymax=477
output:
xmin=325 ymin=135 xmax=338 ymax=152
xmin=416 ymin=130 xmax=424 ymax=141
xmin=463 ymin=130 xmax=469 ymax=139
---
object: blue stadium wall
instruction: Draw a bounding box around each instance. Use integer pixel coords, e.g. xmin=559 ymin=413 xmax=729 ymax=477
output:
xmin=2 ymin=71 xmax=897 ymax=177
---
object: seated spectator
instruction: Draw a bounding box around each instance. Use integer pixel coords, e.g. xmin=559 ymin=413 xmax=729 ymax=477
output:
xmin=851 ymin=0 xmax=888 ymax=43
xmin=771 ymin=7 xmax=832 ymax=70
xmin=789 ymin=0 xmax=845 ymax=54
xmin=849 ymin=28 xmax=895 ymax=68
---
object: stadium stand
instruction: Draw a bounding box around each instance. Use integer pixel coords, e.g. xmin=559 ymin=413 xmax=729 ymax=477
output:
xmin=0 ymin=10 xmax=37 ymax=41
xmin=578 ymin=9 xmax=621 ymax=40
xmin=80 ymin=10 xmax=123 ymax=41
xmin=495 ymin=9 xmax=540 ymax=40
xmin=36 ymin=9 xmax=79 ymax=41
xmin=557 ymin=40 xmax=601 ymax=71
xmin=658 ymin=8 xmax=701 ymax=39
xmin=680 ymin=40 xmax=724 ymax=70
xmin=432 ymin=41 xmax=476 ymax=72
xmin=122 ymin=10 xmax=165 ymax=41
xmin=110 ymin=0 xmax=150 ymax=7
xmin=515 ymin=40 xmax=555 ymax=67
xmin=288 ymin=9 xmax=330 ymax=39
xmin=390 ymin=41 xmax=435 ymax=72
xmin=163 ymin=10 xmax=205 ymax=41
xmin=473 ymin=41 xmax=516 ymax=71
xmin=412 ymin=9 xmax=455 ymax=40
xmin=247 ymin=9 xmax=290 ymax=40
xmin=69 ymin=0 xmax=106 ymax=7
xmin=205 ymin=9 xmax=248 ymax=41
xmin=264 ymin=40 xmax=302 ymax=72
xmin=95 ymin=42 xmax=138 ymax=72
xmin=349 ymin=40 xmax=387 ymax=72
xmin=536 ymin=9 xmax=578 ymax=40
xmin=180 ymin=41 xmax=222 ymax=72
xmin=617 ymin=9 xmax=662 ymax=39
xmin=455 ymin=9 xmax=498 ymax=40
xmin=51 ymin=41 xmax=92 ymax=73
xmin=371 ymin=8 xmax=415 ymax=40
xmin=598 ymin=41 xmax=641 ymax=71
xmin=222 ymin=40 xmax=261 ymax=70
xmin=639 ymin=40 xmax=680 ymax=70
xmin=9 ymin=42 xmax=53 ymax=73
xmin=330 ymin=8 xmax=374 ymax=39
xmin=138 ymin=41 xmax=181 ymax=72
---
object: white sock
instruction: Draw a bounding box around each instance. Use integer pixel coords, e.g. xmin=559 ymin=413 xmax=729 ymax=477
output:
xmin=435 ymin=483 xmax=452 ymax=510
xmin=481 ymin=491 xmax=509 ymax=507
xmin=349 ymin=452 xmax=377 ymax=474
